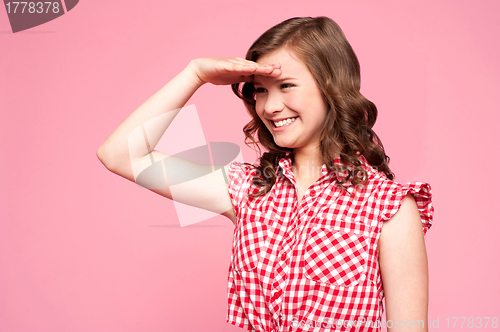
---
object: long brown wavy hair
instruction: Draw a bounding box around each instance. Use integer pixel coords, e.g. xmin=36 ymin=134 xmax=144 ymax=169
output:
xmin=231 ymin=16 xmax=394 ymax=197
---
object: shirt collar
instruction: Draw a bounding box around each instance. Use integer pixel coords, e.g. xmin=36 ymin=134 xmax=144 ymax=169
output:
xmin=277 ymin=153 xmax=372 ymax=188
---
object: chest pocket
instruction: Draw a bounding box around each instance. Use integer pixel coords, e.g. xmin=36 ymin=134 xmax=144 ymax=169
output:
xmin=232 ymin=215 xmax=269 ymax=272
xmin=303 ymin=225 xmax=370 ymax=287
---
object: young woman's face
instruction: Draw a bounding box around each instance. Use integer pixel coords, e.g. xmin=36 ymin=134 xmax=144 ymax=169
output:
xmin=253 ymin=47 xmax=329 ymax=154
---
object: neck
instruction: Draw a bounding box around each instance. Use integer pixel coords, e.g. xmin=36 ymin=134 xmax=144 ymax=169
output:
xmin=291 ymin=145 xmax=341 ymax=180
xmin=291 ymin=146 xmax=324 ymax=180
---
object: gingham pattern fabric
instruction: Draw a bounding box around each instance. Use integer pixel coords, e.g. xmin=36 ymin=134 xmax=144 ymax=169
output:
xmin=226 ymin=154 xmax=433 ymax=332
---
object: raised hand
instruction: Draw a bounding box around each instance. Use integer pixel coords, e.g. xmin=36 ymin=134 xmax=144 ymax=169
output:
xmin=190 ymin=57 xmax=281 ymax=86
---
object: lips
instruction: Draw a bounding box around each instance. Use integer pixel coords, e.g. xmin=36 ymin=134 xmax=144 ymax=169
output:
xmin=271 ymin=116 xmax=298 ymax=128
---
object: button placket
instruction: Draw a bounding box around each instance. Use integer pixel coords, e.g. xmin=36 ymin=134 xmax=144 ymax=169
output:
xmin=271 ymin=289 xmax=282 ymax=301
xmin=279 ymin=312 xmax=286 ymax=330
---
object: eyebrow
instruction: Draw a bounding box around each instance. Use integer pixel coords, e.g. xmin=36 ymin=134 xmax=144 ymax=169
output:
xmin=253 ymin=77 xmax=297 ymax=86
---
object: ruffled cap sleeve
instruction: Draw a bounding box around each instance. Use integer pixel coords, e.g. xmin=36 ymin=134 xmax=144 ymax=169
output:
xmin=380 ymin=182 xmax=434 ymax=235
xmin=226 ymin=161 xmax=255 ymax=219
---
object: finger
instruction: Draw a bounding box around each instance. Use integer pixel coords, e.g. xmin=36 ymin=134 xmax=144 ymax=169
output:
xmin=227 ymin=58 xmax=256 ymax=67
xmin=258 ymin=62 xmax=280 ymax=71
xmin=255 ymin=65 xmax=280 ymax=76
xmin=240 ymin=63 xmax=258 ymax=71
xmin=221 ymin=61 xmax=254 ymax=74
xmin=270 ymin=67 xmax=282 ymax=76
xmin=254 ymin=68 xmax=282 ymax=78
xmin=226 ymin=60 xmax=276 ymax=76
xmin=229 ymin=57 xmax=281 ymax=71
xmin=229 ymin=57 xmax=257 ymax=65
xmin=236 ymin=66 xmax=259 ymax=76
xmin=261 ymin=65 xmax=276 ymax=74
xmin=231 ymin=58 xmax=275 ymax=71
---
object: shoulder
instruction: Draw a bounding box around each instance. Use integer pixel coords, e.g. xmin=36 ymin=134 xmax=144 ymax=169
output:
xmin=379 ymin=194 xmax=423 ymax=258
xmin=358 ymin=164 xmax=434 ymax=234
xmin=225 ymin=161 xmax=259 ymax=217
xmin=226 ymin=161 xmax=256 ymax=185
xmin=380 ymin=194 xmax=421 ymax=235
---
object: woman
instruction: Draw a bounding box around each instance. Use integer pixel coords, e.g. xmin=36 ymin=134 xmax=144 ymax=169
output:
xmin=98 ymin=16 xmax=433 ymax=332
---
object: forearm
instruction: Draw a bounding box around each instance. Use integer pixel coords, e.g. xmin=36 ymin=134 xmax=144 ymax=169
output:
xmin=97 ymin=60 xmax=203 ymax=170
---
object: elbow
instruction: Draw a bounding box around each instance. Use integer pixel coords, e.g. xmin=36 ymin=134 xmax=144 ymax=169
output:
xmin=96 ymin=144 xmax=106 ymax=163
xmin=96 ymin=144 xmax=115 ymax=171
xmin=96 ymin=145 xmax=104 ymax=162
xmin=96 ymin=144 xmax=130 ymax=174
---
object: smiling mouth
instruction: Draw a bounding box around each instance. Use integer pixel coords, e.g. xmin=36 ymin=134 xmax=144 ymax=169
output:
xmin=272 ymin=117 xmax=298 ymax=128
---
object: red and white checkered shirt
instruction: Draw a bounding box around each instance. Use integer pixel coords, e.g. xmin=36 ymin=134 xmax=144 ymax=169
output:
xmin=226 ymin=154 xmax=433 ymax=332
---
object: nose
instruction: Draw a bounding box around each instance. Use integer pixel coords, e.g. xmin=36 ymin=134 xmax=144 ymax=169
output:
xmin=263 ymin=91 xmax=284 ymax=115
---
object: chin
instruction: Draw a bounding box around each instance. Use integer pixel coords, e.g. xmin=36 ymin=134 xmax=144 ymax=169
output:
xmin=274 ymin=140 xmax=296 ymax=150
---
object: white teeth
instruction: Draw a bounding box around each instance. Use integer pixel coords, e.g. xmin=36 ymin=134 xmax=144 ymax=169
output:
xmin=274 ymin=117 xmax=296 ymax=127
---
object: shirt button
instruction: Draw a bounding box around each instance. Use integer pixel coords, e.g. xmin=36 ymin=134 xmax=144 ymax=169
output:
xmin=310 ymin=189 xmax=316 ymax=196
xmin=280 ymin=253 xmax=287 ymax=261
xmin=271 ymin=290 xmax=282 ymax=301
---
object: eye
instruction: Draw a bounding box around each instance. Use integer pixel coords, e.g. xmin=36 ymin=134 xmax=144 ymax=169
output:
xmin=281 ymin=83 xmax=294 ymax=89
xmin=255 ymin=87 xmax=267 ymax=94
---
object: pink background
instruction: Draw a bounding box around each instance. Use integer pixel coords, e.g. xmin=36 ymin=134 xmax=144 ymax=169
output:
xmin=1 ymin=0 xmax=499 ymax=331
